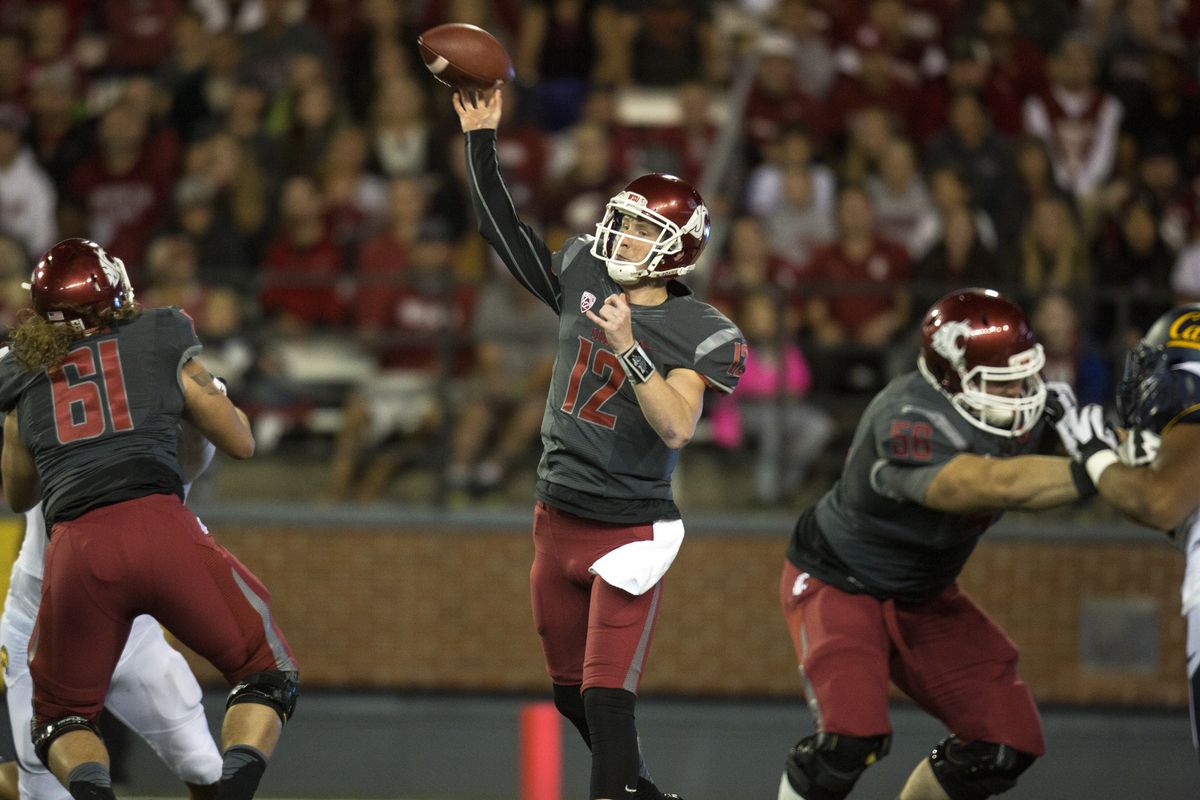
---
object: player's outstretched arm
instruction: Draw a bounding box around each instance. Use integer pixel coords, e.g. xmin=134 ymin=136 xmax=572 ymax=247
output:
xmin=180 ymin=358 xmax=254 ymax=460
xmin=923 ymin=453 xmax=1081 ymax=514
xmin=1 ymin=413 xmax=41 ymax=512
xmin=456 ymin=89 xmax=560 ymax=312
xmin=1095 ymin=423 xmax=1200 ymax=530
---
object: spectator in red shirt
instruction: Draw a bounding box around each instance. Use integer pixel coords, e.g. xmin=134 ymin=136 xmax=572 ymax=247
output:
xmin=807 ymin=184 xmax=911 ymax=348
xmin=95 ymin=0 xmax=180 ymax=73
xmin=974 ymin=0 xmax=1049 ymax=109
xmin=325 ymin=190 xmax=477 ymax=502
xmin=350 ymin=176 xmax=470 ymax=371
xmin=708 ymin=215 xmax=808 ymax=335
xmin=744 ymin=33 xmax=825 ymax=163
xmin=919 ymin=35 xmax=1028 ymax=141
xmin=68 ymin=97 xmax=177 ymax=274
xmin=1023 ymin=33 xmax=1123 ymax=203
xmin=826 ymin=24 xmax=921 ymax=142
xmin=258 ymin=174 xmax=347 ymax=330
xmin=316 ymin=123 xmax=388 ymax=247
xmin=25 ymin=1 xmax=82 ymax=85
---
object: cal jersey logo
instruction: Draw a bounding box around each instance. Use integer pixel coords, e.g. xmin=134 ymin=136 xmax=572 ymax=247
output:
xmin=1168 ymin=311 xmax=1200 ymax=350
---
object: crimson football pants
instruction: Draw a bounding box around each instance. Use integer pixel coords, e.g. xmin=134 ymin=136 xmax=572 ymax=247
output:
xmin=780 ymin=561 xmax=1045 ymax=756
xmin=530 ymin=501 xmax=663 ymax=692
xmin=31 ymin=493 xmax=296 ymax=725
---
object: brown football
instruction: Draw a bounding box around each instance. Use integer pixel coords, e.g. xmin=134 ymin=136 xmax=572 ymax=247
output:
xmin=417 ymin=23 xmax=515 ymax=91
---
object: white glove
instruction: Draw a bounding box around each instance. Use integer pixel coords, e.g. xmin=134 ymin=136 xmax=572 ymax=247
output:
xmin=1056 ymin=404 xmax=1121 ymax=485
xmin=1117 ymin=428 xmax=1161 ymax=467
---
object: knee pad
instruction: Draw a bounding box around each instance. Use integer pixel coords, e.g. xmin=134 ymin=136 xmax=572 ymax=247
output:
xmin=226 ymin=670 xmax=299 ymax=724
xmin=31 ymin=715 xmax=102 ymax=767
xmin=929 ymin=736 xmax=1036 ymax=800
xmin=783 ymin=732 xmax=891 ymax=800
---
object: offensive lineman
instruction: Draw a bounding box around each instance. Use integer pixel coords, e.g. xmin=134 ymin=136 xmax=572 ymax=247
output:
xmin=0 ymin=415 xmax=222 ymax=799
xmin=455 ymin=89 xmax=745 ymax=800
xmin=0 ymin=239 xmax=297 ymax=800
xmin=777 ymin=289 xmax=1096 ymax=800
xmin=1054 ymin=303 xmax=1200 ymax=763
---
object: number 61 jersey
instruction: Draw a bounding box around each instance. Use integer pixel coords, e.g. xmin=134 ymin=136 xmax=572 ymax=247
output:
xmin=534 ymin=237 xmax=746 ymax=524
xmin=0 ymin=307 xmax=201 ymax=526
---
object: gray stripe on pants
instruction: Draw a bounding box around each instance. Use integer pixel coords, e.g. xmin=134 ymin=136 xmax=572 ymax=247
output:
xmin=231 ymin=570 xmax=295 ymax=672
xmin=623 ymin=583 xmax=663 ymax=693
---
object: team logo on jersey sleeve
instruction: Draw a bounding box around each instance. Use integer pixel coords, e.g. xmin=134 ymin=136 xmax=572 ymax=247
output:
xmin=580 ymin=291 xmax=597 ymax=314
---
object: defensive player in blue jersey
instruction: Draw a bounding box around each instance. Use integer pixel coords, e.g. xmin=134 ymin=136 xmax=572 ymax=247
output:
xmin=1056 ymin=304 xmax=1200 ymax=764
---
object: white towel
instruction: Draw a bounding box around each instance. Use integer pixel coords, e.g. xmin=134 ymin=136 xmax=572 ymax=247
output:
xmin=589 ymin=519 xmax=685 ymax=596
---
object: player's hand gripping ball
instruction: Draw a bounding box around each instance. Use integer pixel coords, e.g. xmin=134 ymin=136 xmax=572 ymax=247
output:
xmin=418 ymin=23 xmax=515 ymax=91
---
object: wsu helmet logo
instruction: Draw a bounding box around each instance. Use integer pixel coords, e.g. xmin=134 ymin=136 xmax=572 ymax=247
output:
xmin=931 ymin=320 xmax=973 ymax=369
xmin=93 ymin=244 xmax=125 ymax=289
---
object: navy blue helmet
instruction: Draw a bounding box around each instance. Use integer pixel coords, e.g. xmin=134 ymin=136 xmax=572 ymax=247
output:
xmin=1117 ymin=304 xmax=1200 ymax=433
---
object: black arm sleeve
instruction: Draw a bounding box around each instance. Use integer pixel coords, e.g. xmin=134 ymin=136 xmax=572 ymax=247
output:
xmin=464 ymin=129 xmax=562 ymax=314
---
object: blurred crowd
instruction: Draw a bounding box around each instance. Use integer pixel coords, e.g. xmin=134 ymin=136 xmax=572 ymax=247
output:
xmin=0 ymin=0 xmax=1194 ymax=507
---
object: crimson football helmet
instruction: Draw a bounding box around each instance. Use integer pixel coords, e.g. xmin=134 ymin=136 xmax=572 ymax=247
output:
xmin=918 ymin=288 xmax=1047 ymax=438
xmin=590 ymin=173 xmax=710 ymax=284
xmin=28 ymin=239 xmax=134 ymax=333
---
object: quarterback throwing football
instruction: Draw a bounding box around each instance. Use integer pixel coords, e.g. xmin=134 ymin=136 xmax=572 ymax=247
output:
xmin=455 ymin=88 xmax=745 ymax=800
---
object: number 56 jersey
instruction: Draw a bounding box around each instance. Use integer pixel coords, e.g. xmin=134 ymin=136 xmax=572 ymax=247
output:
xmin=0 ymin=307 xmax=201 ymax=526
xmin=535 ymin=238 xmax=746 ymax=524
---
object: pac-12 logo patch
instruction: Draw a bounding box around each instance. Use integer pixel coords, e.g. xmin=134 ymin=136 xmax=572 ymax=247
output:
xmin=580 ymin=291 xmax=597 ymax=314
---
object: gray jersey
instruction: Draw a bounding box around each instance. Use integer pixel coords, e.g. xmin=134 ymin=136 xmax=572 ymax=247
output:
xmin=536 ymin=238 xmax=745 ymax=521
xmin=465 ymin=129 xmax=745 ymax=523
xmin=0 ymin=307 xmax=200 ymax=525
xmin=788 ymin=371 xmax=1045 ymax=602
